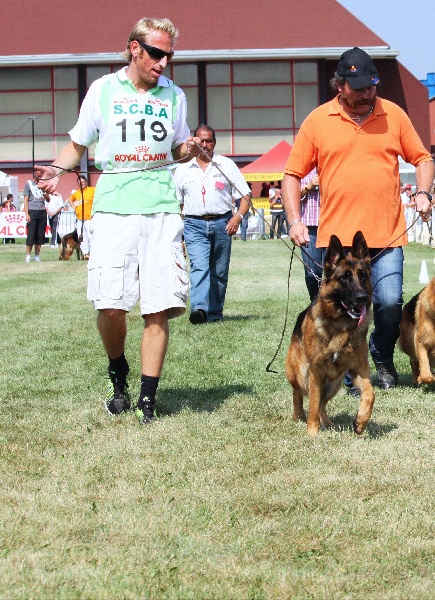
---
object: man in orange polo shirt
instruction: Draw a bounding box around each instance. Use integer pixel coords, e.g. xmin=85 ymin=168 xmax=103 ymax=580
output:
xmin=282 ymin=47 xmax=434 ymax=392
xmin=68 ymin=175 xmax=95 ymax=259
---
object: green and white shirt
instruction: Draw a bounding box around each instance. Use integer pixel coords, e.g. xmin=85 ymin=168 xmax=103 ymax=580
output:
xmin=69 ymin=67 xmax=190 ymax=215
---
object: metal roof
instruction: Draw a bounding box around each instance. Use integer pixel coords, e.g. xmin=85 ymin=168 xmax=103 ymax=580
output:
xmin=0 ymin=47 xmax=398 ymax=67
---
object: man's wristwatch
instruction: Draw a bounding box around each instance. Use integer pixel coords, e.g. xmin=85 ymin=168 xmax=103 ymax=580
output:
xmin=414 ymin=190 xmax=433 ymax=202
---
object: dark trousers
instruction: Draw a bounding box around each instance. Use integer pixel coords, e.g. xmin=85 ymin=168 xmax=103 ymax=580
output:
xmin=270 ymin=211 xmax=285 ymax=239
xmin=26 ymin=209 xmax=47 ymax=246
xmin=303 ymin=226 xmax=324 ymax=301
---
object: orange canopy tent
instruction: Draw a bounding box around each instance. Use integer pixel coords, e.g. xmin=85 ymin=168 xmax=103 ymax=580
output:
xmin=241 ymin=140 xmax=292 ymax=182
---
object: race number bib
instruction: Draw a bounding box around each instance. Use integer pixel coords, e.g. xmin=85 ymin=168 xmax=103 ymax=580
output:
xmin=106 ymin=88 xmax=175 ymax=171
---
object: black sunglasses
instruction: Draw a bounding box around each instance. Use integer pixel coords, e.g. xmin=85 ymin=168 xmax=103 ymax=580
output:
xmin=136 ymin=40 xmax=174 ymax=62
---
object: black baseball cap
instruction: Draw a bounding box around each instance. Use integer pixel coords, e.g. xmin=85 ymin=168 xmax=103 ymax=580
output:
xmin=337 ymin=47 xmax=380 ymax=89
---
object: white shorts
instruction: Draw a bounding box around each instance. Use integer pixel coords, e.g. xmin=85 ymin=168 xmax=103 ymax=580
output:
xmin=87 ymin=212 xmax=188 ymax=318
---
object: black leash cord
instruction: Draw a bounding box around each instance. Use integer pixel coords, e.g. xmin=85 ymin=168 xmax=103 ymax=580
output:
xmin=266 ymin=245 xmax=296 ymax=373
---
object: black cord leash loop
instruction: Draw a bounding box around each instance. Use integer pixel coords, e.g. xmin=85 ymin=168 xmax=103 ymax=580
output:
xmin=266 ymin=246 xmax=296 ymax=373
xmin=38 ymin=152 xmax=431 ymax=374
xmin=265 ymin=212 xmax=431 ymax=374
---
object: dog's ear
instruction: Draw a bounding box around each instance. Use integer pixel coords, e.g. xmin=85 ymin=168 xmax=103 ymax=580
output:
xmin=324 ymin=234 xmax=344 ymax=275
xmin=351 ymin=231 xmax=370 ymax=262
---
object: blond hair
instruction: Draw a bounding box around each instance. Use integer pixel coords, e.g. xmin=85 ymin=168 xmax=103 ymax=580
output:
xmin=122 ymin=18 xmax=178 ymax=62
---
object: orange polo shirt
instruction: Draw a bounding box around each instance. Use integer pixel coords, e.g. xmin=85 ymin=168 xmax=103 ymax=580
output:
xmin=285 ymin=95 xmax=433 ymax=248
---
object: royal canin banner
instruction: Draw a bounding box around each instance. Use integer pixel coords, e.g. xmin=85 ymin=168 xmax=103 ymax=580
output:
xmin=0 ymin=212 xmax=51 ymax=239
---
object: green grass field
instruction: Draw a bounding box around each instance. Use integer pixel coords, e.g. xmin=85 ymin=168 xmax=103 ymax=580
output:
xmin=0 ymin=239 xmax=434 ymax=599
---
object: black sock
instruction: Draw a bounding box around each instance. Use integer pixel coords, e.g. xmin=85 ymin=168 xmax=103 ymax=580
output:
xmin=139 ymin=375 xmax=159 ymax=400
xmin=108 ymin=353 xmax=129 ymax=378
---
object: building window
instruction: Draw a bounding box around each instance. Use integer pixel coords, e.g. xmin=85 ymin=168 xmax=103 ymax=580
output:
xmin=0 ymin=66 xmax=78 ymax=162
xmin=205 ymin=60 xmax=318 ymax=156
xmin=0 ymin=59 xmax=318 ymax=165
xmin=171 ymin=63 xmax=199 ymax=133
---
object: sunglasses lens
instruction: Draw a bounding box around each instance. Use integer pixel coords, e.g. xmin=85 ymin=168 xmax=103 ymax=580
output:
xmin=138 ymin=40 xmax=172 ymax=61
xmin=149 ymin=48 xmax=165 ymax=60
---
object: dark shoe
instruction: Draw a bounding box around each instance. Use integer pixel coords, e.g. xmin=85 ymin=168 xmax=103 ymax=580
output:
xmin=135 ymin=396 xmax=156 ymax=424
xmin=104 ymin=371 xmax=130 ymax=415
xmin=375 ymin=362 xmax=398 ymax=389
xmin=189 ymin=309 xmax=207 ymax=324
xmin=347 ymin=386 xmax=361 ymax=398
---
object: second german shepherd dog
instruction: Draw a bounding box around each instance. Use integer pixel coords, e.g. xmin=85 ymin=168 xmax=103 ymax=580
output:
xmin=59 ymin=230 xmax=81 ymax=261
xmin=399 ymin=278 xmax=435 ymax=385
xmin=285 ymin=231 xmax=375 ymax=437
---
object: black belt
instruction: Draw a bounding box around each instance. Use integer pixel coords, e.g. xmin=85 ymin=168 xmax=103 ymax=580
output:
xmin=185 ymin=212 xmax=230 ymax=221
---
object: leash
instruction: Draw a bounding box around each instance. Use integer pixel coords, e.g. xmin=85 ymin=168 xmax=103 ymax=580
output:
xmin=36 ymin=153 xmax=191 ymax=183
xmin=192 ymin=142 xmax=301 ymax=246
xmin=266 ymin=212 xmax=430 ymax=374
xmin=36 ymin=156 xmax=195 ymax=247
xmin=37 ymin=153 xmax=431 ymax=372
xmin=266 ymin=246 xmax=296 ymax=373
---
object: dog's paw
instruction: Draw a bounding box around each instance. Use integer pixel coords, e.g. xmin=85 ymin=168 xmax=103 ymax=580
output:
xmin=417 ymin=374 xmax=435 ymax=385
xmin=320 ymin=416 xmax=334 ymax=428
xmin=292 ymin=410 xmax=307 ymax=423
xmin=307 ymin=421 xmax=320 ymax=437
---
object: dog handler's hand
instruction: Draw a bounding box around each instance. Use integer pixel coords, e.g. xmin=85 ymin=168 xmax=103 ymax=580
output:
xmin=289 ymin=221 xmax=310 ymax=247
xmin=226 ymin=214 xmax=241 ymax=236
xmin=34 ymin=165 xmax=60 ymax=194
xmin=415 ymin=195 xmax=432 ymax=222
xmin=185 ymin=136 xmax=202 ymax=158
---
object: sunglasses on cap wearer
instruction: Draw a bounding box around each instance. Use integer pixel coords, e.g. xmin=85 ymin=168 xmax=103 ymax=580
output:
xmin=135 ymin=39 xmax=174 ymax=62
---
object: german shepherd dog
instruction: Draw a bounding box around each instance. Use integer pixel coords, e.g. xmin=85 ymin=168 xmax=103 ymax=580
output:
xmin=285 ymin=231 xmax=374 ymax=437
xmin=59 ymin=230 xmax=81 ymax=261
xmin=399 ymin=278 xmax=435 ymax=385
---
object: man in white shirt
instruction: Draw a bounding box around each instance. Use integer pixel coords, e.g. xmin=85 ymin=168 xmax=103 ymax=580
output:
xmin=174 ymin=125 xmax=251 ymax=324
xmin=34 ymin=17 xmax=199 ymax=424
xmin=44 ymin=191 xmax=65 ymax=248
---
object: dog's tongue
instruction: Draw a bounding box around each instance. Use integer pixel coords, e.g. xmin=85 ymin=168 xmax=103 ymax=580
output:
xmin=358 ymin=305 xmax=367 ymax=327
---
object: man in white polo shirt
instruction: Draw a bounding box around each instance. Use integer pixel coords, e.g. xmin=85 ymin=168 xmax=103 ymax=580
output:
xmin=35 ymin=17 xmax=199 ymax=424
xmin=174 ymin=125 xmax=251 ymax=324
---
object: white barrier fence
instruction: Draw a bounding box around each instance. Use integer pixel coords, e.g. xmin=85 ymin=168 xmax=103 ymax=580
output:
xmin=405 ymin=207 xmax=434 ymax=246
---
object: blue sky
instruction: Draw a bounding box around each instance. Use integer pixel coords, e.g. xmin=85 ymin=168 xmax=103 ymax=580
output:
xmin=337 ymin=0 xmax=435 ymax=81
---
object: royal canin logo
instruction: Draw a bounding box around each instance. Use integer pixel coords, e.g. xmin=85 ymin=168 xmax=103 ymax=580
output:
xmin=114 ymin=97 xmax=137 ymax=104
xmin=4 ymin=213 xmax=25 ymax=223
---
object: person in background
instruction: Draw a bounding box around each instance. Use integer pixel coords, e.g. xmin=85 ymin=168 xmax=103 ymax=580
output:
xmin=44 ymin=190 xmax=65 ymax=248
xmin=282 ymin=47 xmax=434 ymax=392
xmin=68 ymin=175 xmax=95 ymax=259
xmin=400 ymin=183 xmax=417 ymax=233
xmin=269 ymin=181 xmax=285 ymax=239
xmin=300 ymin=168 xmax=322 ymax=301
xmin=2 ymin=194 xmax=16 ymax=244
xmin=234 ymin=181 xmax=251 ymax=241
xmin=35 ymin=17 xmax=200 ymax=424
xmin=260 ymin=182 xmax=270 ymax=198
xmin=23 ymin=176 xmax=47 ymax=262
xmin=173 ymin=124 xmax=251 ymax=324
xmin=2 ymin=193 xmax=15 ymax=211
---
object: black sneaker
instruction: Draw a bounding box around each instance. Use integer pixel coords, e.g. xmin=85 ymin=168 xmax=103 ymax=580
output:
xmin=134 ymin=396 xmax=156 ymax=424
xmin=347 ymin=386 xmax=361 ymax=398
xmin=375 ymin=361 xmax=398 ymax=389
xmin=104 ymin=371 xmax=130 ymax=415
xmin=189 ymin=309 xmax=207 ymax=324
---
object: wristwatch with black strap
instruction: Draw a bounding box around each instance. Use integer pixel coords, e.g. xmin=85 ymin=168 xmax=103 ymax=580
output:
xmin=414 ymin=190 xmax=433 ymax=203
